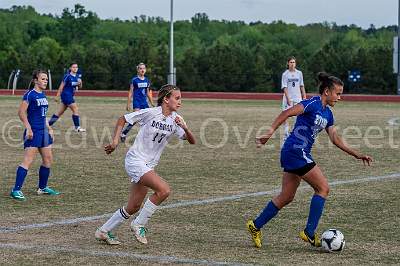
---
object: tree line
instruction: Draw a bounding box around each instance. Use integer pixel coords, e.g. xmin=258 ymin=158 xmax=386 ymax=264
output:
xmin=0 ymin=4 xmax=397 ymax=94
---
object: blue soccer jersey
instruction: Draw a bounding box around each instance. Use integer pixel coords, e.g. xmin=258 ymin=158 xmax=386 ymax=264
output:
xmin=131 ymin=76 xmax=150 ymax=109
xmin=281 ymin=96 xmax=334 ymax=170
xmin=61 ymin=73 xmax=80 ymax=96
xmin=22 ymin=89 xmax=49 ymax=130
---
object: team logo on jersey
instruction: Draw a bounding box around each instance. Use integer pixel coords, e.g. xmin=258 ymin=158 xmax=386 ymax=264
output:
xmin=138 ymin=82 xmax=148 ymax=88
xmin=151 ymin=120 xmax=173 ymax=132
xmin=36 ymin=98 xmax=48 ymax=106
xmin=311 ymin=114 xmax=328 ymax=138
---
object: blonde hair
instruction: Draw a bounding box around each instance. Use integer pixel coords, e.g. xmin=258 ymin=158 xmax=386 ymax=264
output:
xmin=136 ymin=63 xmax=146 ymax=71
xmin=157 ymin=84 xmax=180 ymax=106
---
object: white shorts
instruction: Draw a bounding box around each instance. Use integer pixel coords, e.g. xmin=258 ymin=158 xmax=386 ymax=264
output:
xmin=282 ymin=99 xmax=302 ymax=111
xmin=125 ymin=157 xmax=154 ymax=183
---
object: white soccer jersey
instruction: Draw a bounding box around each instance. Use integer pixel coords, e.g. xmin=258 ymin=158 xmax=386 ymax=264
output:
xmin=281 ymin=69 xmax=304 ymax=106
xmin=124 ymin=106 xmax=186 ymax=167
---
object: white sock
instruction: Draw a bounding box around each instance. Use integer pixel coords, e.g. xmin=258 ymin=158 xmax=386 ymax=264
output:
xmin=100 ymin=206 xmax=130 ymax=232
xmin=283 ymin=121 xmax=290 ymax=138
xmin=132 ymin=198 xmax=158 ymax=226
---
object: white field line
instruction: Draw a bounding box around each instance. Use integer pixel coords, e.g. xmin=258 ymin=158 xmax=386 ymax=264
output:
xmin=0 ymin=243 xmax=255 ymax=266
xmin=1 ymin=172 xmax=399 ymax=233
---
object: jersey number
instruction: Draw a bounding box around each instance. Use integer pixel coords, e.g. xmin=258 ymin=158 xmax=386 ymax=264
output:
xmin=152 ymin=133 xmax=166 ymax=143
xmin=41 ymin=107 xmax=48 ymax=117
xmin=292 ymin=82 xmax=295 ymax=87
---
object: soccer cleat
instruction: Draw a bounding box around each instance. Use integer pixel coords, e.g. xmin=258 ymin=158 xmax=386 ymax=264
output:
xmin=120 ymin=133 xmax=127 ymax=143
xmin=37 ymin=187 xmax=60 ymax=196
xmin=130 ymin=224 xmax=148 ymax=244
xmin=10 ymin=190 xmax=26 ymax=201
xmin=75 ymin=127 xmax=86 ymax=133
xmin=95 ymin=228 xmax=121 ymax=245
xmin=299 ymin=230 xmax=322 ymax=247
xmin=246 ymin=220 xmax=262 ymax=248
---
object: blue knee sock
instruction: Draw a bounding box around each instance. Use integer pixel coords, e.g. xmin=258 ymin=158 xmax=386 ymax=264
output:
xmin=305 ymin=194 xmax=326 ymax=237
xmin=254 ymin=200 xmax=280 ymax=229
xmin=49 ymin=114 xmax=59 ymax=126
xmin=13 ymin=166 xmax=28 ymax=191
xmin=72 ymin=115 xmax=80 ymax=128
xmin=122 ymin=124 xmax=134 ymax=135
xmin=38 ymin=165 xmax=50 ymax=189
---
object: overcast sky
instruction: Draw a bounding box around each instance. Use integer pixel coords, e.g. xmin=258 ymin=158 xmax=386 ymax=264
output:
xmin=1 ymin=0 xmax=397 ymax=28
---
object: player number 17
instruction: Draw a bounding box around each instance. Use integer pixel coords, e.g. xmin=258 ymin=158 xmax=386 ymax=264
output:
xmin=152 ymin=133 xmax=166 ymax=143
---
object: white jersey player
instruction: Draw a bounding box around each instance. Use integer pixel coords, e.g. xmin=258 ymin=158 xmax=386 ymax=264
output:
xmin=95 ymin=85 xmax=196 ymax=246
xmin=281 ymin=57 xmax=307 ymax=140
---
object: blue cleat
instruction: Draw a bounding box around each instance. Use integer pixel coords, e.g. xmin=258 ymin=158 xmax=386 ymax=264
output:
xmin=37 ymin=187 xmax=60 ymax=196
xmin=10 ymin=190 xmax=26 ymax=201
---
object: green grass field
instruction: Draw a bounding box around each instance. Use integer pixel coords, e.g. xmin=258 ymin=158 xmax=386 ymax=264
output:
xmin=0 ymin=96 xmax=399 ymax=265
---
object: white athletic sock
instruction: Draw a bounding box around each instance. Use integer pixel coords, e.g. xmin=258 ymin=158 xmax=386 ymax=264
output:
xmin=100 ymin=206 xmax=130 ymax=232
xmin=283 ymin=121 xmax=290 ymax=138
xmin=132 ymin=198 xmax=158 ymax=226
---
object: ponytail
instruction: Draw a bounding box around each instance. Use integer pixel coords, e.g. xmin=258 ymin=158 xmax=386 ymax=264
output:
xmin=30 ymin=69 xmax=47 ymax=89
xmin=317 ymin=72 xmax=344 ymax=94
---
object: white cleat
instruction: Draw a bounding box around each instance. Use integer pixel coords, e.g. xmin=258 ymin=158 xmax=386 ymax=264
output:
xmin=130 ymin=224 xmax=148 ymax=244
xmin=95 ymin=228 xmax=121 ymax=245
xmin=75 ymin=127 xmax=86 ymax=132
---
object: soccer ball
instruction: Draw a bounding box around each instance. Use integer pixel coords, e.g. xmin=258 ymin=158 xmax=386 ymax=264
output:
xmin=321 ymin=229 xmax=345 ymax=252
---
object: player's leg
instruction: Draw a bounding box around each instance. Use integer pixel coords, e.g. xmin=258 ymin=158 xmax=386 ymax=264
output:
xmin=96 ymin=183 xmax=148 ymax=245
xmin=247 ymin=172 xmax=301 ymax=248
xmin=37 ymin=146 xmax=60 ymax=195
xmin=49 ymin=103 xmax=68 ymax=126
xmin=299 ymin=164 xmax=328 ymax=247
xmin=282 ymin=101 xmax=291 ymax=143
xmin=10 ymin=147 xmax=38 ymax=201
xmin=130 ymin=170 xmax=170 ymax=244
xmin=69 ymin=103 xmax=85 ymax=132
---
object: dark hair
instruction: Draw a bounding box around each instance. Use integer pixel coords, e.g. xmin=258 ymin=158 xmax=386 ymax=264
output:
xmin=317 ymin=72 xmax=344 ymax=94
xmin=287 ymin=56 xmax=296 ymax=68
xmin=69 ymin=62 xmax=78 ymax=68
xmin=29 ymin=69 xmax=48 ymax=89
xmin=287 ymin=56 xmax=296 ymax=63
xmin=157 ymin=84 xmax=180 ymax=106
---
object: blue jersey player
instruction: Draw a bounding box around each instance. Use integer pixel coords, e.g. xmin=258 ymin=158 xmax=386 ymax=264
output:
xmin=48 ymin=63 xmax=86 ymax=132
xmin=10 ymin=70 xmax=60 ymax=201
xmin=247 ymin=72 xmax=372 ymax=248
xmin=120 ymin=63 xmax=154 ymax=142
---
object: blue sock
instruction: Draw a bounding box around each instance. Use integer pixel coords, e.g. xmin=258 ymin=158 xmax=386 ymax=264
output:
xmin=49 ymin=114 xmax=59 ymax=126
xmin=13 ymin=166 xmax=28 ymax=191
xmin=254 ymin=200 xmax=280 ymax=229
xmin=305 ymin=194 xmax=326 ymax=237
xmin=38 ymin=165 xmax=50 ymax=189
xmin=72 ymin=115 xmax=80 ymax=128
xmin=122 ymin=124 xmax=134 ymax=135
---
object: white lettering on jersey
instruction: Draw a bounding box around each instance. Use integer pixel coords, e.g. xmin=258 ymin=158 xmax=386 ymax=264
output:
xmin=36 ymin=98 xmax=48 ymax=106
xmin=137 ymin=82 xmax=148 ymax=88
xmin=312 ymin=114 xmax=328 ymax=138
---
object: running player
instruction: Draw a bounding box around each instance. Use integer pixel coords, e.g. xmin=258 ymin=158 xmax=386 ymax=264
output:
xmin=247 ymin=72 xmax=372 ymax=248
xmin=48 ymin=63 xmax=85 ymax=132
xmin=95 ymin=84 xmax=195 ymax=245
xmin=10 ymin=70 xmax=60 ymax=201
xmin=120 ymin=63 xmax=155 ymax=142
xmin=281 ymin=56 xmax=306 ymax=140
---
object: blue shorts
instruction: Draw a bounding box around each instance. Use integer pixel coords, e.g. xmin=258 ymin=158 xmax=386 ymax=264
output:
xmin=61 ymin=94 xmax=75 ymax=106
xmin=280 ymin=147 xmax=314 ymax=172
xmin=24 ymin=129 xmax=53 ymax=149
xmin=133 ymin=101 xmax=149 ymax=109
